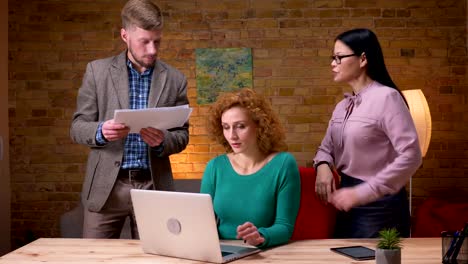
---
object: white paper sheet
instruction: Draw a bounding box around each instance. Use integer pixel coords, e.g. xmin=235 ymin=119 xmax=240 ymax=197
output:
xmin=114 ymin=104 xmax=192 ymax=133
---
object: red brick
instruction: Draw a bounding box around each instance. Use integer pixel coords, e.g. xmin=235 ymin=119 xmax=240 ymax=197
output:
xmin=345 ymin=0 xmax=377 ymax=8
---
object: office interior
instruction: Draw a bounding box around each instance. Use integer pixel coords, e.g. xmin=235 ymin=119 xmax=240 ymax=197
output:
xmin=1 ymin=0 xmax=467 ymax=256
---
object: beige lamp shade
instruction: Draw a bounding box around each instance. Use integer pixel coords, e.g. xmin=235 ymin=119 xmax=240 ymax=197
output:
xmin=402 ymin=89 xmax=432 ymax=157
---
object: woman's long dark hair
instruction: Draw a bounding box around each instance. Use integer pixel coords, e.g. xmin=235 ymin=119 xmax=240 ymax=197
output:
xmin=336 ymin=28 xmax=408 ymax=106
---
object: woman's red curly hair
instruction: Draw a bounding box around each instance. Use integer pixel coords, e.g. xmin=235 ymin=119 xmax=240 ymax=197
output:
xmin=207 ymin=88 xmax=287 ymax=154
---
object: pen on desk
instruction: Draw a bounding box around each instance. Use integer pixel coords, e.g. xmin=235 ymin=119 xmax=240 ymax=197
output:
xmin=451 ymin=223 xmax=468 ymax=261
xmin=450 ymin=233 xmax=465 ymax=262
xmin=443 ymin=231 xmax=460 ymax=263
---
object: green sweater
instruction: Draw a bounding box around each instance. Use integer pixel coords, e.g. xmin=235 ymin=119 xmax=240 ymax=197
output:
xmin=200 ymin=152 xmax=301 ymax=248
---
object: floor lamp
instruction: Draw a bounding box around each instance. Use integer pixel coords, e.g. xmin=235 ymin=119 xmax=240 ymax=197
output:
xmin=401 ymin=89 xmax=432 ymax=221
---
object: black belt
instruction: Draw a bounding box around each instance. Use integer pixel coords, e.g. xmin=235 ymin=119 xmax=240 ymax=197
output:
xmin=117 ymin=169 xmax=152 ymax=181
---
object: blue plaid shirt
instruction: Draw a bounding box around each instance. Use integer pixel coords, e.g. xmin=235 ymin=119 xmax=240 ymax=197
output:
xmin=96 ymin=59 xmax=154 ymax=169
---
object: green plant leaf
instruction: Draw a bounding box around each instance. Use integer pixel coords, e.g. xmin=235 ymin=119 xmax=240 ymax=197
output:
xmin=377 ymin=228 xmax=402 ymax=249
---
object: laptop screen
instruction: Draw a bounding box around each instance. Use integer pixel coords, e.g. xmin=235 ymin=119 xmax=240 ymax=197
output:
xmin=130 ymin=190 xmax=260 ymax=263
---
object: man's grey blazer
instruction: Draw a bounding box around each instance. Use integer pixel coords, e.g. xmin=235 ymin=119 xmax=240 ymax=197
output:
xmin=70 ymin=51 xmax=189 ymax=212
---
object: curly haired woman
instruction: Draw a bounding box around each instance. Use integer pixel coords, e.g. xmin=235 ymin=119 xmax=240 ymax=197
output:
xmin=201 ymin=88 xmax=301 ymax=248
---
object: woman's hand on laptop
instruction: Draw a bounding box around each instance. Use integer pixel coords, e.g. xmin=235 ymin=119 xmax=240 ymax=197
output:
xmin=236 ymin=222 xmax=265 ymax=246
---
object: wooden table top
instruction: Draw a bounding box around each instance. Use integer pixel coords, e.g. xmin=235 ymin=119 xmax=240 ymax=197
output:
xmin=0 ymin=237 xmax=441 ymax=263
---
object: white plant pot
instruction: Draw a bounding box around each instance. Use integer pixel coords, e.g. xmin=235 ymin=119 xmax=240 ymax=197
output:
xmin=376 ymin=248 xmax=401 ymax=264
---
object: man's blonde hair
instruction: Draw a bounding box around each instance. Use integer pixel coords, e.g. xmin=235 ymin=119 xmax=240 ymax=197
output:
xmin=121 ymin=0 xmax=163 ymax=30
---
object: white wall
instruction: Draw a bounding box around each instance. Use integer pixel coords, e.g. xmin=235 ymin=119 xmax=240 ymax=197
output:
xmin=0 ymin=0 xmax=11 ymax=255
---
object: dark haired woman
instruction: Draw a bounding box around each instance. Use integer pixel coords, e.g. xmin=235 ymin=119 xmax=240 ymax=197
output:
xmin=313 ymin=28 xmax=422 ymax=238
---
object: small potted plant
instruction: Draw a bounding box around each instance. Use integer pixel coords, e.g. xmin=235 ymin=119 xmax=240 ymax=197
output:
xmin=376 ymin=227 xmax=402 ymax=264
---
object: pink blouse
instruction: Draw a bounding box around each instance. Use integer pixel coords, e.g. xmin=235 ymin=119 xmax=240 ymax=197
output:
xmin=313 ymin=81 xmax=422 ymax=205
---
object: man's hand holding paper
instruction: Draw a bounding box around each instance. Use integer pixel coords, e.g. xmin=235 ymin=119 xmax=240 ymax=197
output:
xmin=114 ymin=104 xmax=192 ymax=134
xmin=140 ymin=127 xmax=165 ymax=147
xmin=101 ymin=119 xmax=130 ymax=141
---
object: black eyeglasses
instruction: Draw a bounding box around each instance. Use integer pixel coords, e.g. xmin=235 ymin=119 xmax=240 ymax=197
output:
xmin=330 ymin=54 xmax=356 ymax=64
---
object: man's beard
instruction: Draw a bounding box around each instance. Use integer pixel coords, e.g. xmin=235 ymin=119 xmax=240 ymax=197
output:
xmin=129 ymin=48 xmax=156 ymax=69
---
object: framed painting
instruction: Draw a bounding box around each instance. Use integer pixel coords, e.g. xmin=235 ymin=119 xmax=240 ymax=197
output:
xmin=195 ymin=47 xmax=253 ymax=104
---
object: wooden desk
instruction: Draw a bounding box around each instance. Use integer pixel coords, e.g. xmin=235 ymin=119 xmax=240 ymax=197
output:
xmin=0 ymin=238 xmax=441 ymax=263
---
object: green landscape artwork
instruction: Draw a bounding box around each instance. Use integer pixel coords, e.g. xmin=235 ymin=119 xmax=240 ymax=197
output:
xmin=195 ymin=47 xmax=253 ymax=104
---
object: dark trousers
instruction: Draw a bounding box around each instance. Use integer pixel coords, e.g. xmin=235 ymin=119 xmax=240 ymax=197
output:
xmin=334 ymin=172 xmax=410 ymax=238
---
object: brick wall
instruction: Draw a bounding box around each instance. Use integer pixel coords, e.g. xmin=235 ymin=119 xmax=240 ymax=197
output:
xmin=8 ymin=0 xmax=467 ymax=248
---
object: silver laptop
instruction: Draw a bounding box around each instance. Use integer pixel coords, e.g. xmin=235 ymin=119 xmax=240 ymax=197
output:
xmin=130 ymin=189 xmax=261 ymax=263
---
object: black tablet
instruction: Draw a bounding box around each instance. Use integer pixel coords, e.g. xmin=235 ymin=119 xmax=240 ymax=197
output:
xmin=330 ymin=246 xmax=375 ymax=261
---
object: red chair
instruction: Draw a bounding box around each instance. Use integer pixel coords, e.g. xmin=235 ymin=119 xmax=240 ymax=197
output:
xmin=291 ymin=166 xmax=339 ymax=240
xmin=412 ymin=198 xmax=468 ymax=237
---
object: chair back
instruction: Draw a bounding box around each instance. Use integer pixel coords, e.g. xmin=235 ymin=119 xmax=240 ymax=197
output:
xmin=412 ymin=197 xmax=468 ymax=237
xmin=291 ymin=166 xmax=338 ymax=240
